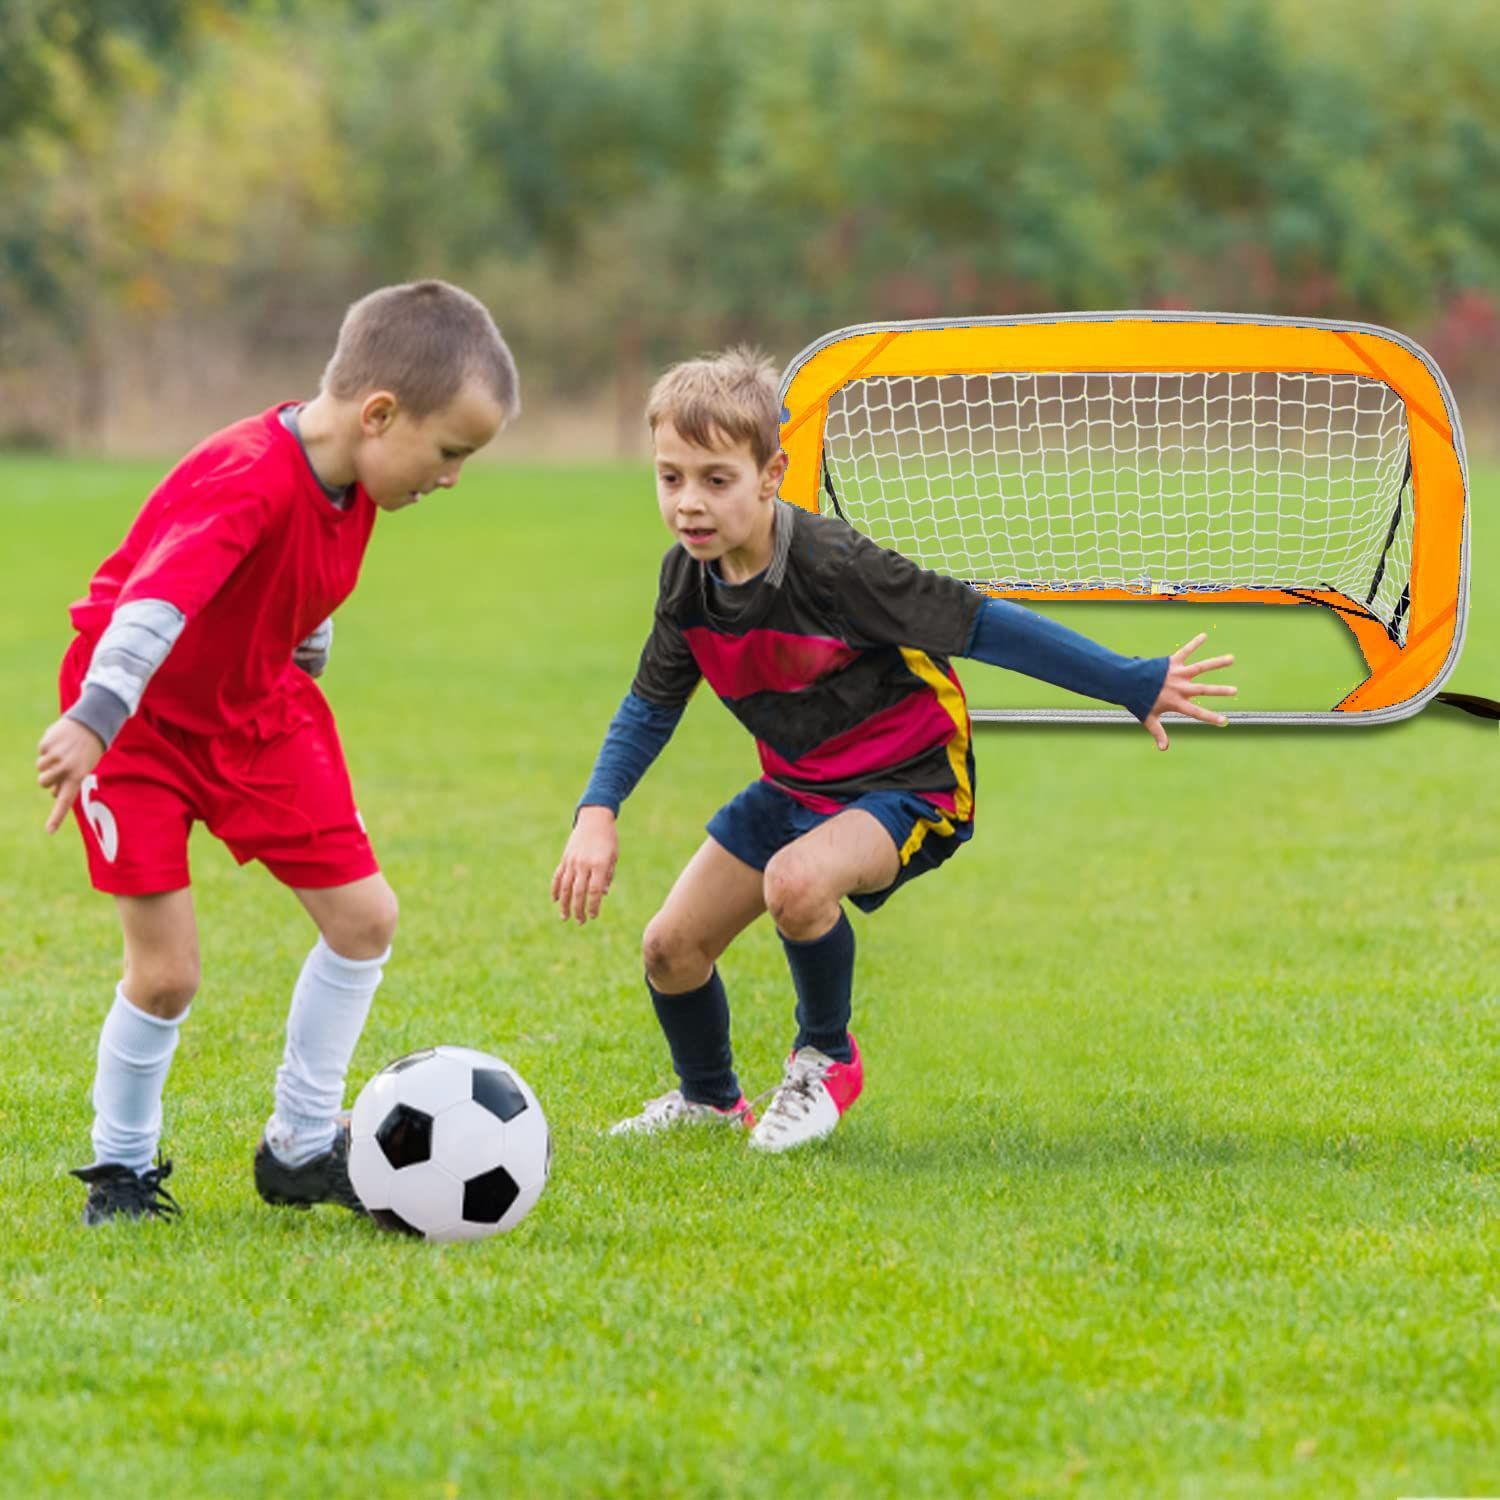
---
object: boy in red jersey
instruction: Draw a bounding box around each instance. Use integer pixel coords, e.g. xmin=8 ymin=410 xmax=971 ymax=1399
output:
xmin=36 ymin=280 xmax=519 ymax=1223
xmin=553 ymin=349 xmax=1235 ymax=1153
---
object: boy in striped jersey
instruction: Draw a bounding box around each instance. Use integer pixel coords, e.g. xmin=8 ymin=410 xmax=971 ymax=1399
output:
xmin=552 ymin=348 xmax=1235 ymax=1152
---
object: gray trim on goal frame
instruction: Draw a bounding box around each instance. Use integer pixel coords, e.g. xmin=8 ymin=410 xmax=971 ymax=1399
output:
xmin=777 ymin=309 xmax=1472 ymax=728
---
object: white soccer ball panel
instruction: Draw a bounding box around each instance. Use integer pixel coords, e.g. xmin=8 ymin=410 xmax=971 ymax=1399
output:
xmin=385 ymin=1159 xmax=464 ymax=1238
xmin=436 ymin=1215 xmax=501 ymax=1243
xmin=431 ymin=1098 xmax=508 ymax=1181
xmin=346 ymin=1137 xmax=399 ymax=1212
xmin=418 ymin=1221 xmax=468 ymax=1244
xmin=502 ymin=1098 xmax=551 ymax=1182
xmin=432 ymin=1044 xmax=510 ymax=1073
xmin=377 ymin=1052 xmax=478 ymax=1119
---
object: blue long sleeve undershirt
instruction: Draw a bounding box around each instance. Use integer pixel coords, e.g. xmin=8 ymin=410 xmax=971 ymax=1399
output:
xmin=577 ymin=598 xmax=1168 ymax=816
xmin=577 ymin=692 xmax=684 ymax=816
xmin=961 ymin=597 xmax=1168 ymax=722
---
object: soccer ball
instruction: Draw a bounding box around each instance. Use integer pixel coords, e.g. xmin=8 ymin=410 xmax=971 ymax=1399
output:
xmin=348 ymin=1045 xmax=550 ymax=1242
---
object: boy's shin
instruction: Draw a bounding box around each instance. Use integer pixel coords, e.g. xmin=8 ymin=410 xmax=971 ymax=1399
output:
xmin=646 ymin=969 xmax=741 ymax=1109
xmin=268 ymin=937 xmax=388 ymax=1165
xmin=90 ymin=986 xmax=189 ymax=1171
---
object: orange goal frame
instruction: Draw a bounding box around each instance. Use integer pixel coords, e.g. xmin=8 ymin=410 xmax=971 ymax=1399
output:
xmin=778 ymin=312 xmax=1470 ymax=724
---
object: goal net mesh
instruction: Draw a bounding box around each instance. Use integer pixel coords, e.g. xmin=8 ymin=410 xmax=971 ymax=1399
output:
xmin=821 ymin=370 xmax=1414 ymax=642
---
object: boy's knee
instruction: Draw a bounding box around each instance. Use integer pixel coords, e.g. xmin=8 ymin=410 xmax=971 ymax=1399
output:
xmin=370 ymin=884 xmax=400 ymax=949
xmin=641 ymin=917 xmax=677 ymax=983
xmin=125 ymin=961 xmax=199 ymax=1019
xmin=641 ymin=915 xmax=707 ymax=989
xmin=763 ymin=850 xmax=823 ymax=932
xmin=323 ymin=881 xmax=399 ymax=960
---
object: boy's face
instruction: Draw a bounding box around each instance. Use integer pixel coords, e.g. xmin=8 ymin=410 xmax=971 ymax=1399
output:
xmin=356 ymin=379 xmax=508 ymax=511
xmin=653 ymin=421 xmax=786 ymax=566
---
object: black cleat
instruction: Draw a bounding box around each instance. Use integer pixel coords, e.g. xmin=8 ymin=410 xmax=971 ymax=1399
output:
xmin=254 ymin=1116 xmax=366 ymax=1215
xmin=71 ymin=1156 xmax=181 ymax=1225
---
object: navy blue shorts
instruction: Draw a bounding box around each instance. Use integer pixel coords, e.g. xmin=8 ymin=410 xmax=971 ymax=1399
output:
xmin=706 ymin=779 xmax=973 ymax=913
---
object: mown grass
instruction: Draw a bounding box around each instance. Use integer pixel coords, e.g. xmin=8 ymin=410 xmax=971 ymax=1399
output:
xmin=1 ymin=453 xmax=1496 ymax=1497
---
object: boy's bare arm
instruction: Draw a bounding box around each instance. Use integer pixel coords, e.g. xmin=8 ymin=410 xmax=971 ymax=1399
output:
xmin=1141 ymin=633 xmax=1236 ymax=750
xmin=36 ymin=717 xmax=106 ymax=833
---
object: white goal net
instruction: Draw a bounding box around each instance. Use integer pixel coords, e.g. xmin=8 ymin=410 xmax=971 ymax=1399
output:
xmin=820 ymin=370 xmax=1414 ymax=642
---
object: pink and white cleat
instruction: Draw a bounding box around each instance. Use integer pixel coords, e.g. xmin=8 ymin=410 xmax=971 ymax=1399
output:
xmin=609 ymin=1089 xmax=755 ymax=1136
xmin=748 ymin=1035 xmax=863 ymax=1153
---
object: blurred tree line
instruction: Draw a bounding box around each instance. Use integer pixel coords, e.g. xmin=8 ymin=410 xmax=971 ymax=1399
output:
xmin=2 ymin=0 xmax=1498 ymax=450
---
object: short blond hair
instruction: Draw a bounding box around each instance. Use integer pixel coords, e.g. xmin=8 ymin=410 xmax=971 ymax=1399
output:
xmin=321 ymin=279 xmax=520 ymax=420
xmin=646 ymin=346 xmax=781 ymax=469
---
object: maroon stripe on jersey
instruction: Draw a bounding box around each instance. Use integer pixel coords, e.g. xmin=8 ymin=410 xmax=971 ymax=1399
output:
xmin=768 ymin=782 xmax=846 ymax=814
xmin=682 ymin=626 xmax=860 ymax=699
xmin=757 ymin=689 xmax=956 ymax=786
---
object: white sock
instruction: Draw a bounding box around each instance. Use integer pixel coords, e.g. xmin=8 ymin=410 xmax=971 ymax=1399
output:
xmin=90 ymin=987 xmax=189 ymax=1173
xmin=266 ymin=938 xmax=388 ymax=1167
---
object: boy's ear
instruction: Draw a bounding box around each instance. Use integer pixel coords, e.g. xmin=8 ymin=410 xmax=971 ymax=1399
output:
xmin=358 ymin=390 xmax=399 ymax=434
xmin=763 ymin=448 xmax=788 ymax=496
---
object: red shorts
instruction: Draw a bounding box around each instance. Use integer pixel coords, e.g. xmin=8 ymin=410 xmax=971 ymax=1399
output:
xmin=60 ymin=637 xmax=379 ymax=897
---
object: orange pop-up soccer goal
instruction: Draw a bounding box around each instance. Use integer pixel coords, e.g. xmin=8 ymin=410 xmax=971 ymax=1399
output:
xmin=778 ymin=312 xmax=1470 ymax=723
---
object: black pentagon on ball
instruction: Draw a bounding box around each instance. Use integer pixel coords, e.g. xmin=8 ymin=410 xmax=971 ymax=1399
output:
xmin=472 ymin=1068 xmax=527 ymax=1123
xmin=375 ymin=1102 xmax=433 ymax=1169
xmin=463 ymin=1165 xmax=520 ymax=1224
xmin=369 ymin=1207 xmax=424 ymax=1237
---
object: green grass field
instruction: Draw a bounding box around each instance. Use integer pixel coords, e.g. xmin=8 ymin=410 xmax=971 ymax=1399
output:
xmin=1 ymin=453 xmax=1496 ymax=1497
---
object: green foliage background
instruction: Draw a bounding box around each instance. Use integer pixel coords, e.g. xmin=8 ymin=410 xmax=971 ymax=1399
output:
xmin=3 ymin=0 xmax=1500 ymax=436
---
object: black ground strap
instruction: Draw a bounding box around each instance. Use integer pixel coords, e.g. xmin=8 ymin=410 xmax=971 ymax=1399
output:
xmin=1436 ymin=692 xmax=1500 ymax=722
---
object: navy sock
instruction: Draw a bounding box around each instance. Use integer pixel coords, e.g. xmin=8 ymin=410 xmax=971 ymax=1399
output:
xmin=780 ymin=910 xmax=855 ymax=1063
xmin=646 ymin=969 xmax=741 ymax=1108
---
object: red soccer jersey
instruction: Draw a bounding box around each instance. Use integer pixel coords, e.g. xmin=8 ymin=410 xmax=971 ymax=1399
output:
xmin=68 ymin=403 xmax=377 ymax=736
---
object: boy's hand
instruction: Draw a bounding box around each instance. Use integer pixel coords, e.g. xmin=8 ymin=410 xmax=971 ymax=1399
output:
xmin=1142 ymin=633 xmax=1237 ymax=751
xmin=552 ymin=806 xmax=619 ymax=925
xmin=36 ymin=716 xmax=106 ymax=833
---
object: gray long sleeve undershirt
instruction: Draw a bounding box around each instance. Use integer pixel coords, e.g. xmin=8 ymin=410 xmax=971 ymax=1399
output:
xmin=66 ymin=598 xmax=186 ymax=746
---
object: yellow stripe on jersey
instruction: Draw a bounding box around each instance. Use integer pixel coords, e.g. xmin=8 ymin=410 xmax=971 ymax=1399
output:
xmin=895 ymin=648 xmax=974 ymax=863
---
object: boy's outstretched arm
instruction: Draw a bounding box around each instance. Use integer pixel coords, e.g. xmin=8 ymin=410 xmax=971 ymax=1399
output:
xmin=961 ymin=596 xmax=1235 ymax=749
xmin=552 ymin=692 xmax=684 ymax=926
